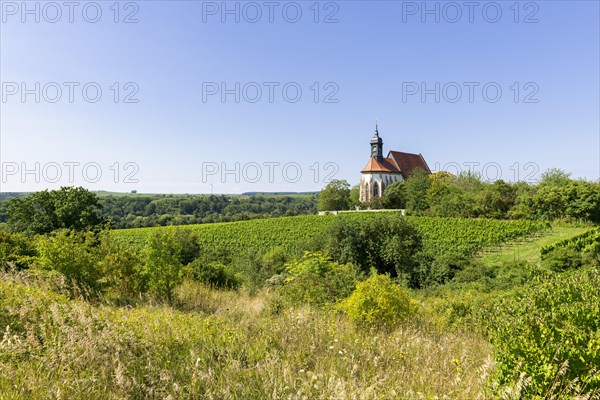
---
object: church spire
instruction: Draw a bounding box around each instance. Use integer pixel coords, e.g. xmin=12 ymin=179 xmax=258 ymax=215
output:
xmin=370 ymin=122 xmax=383 ymax=161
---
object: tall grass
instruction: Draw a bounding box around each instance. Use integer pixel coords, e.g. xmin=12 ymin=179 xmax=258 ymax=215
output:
xmin=0 ymin=272 xmax=493 ymax=399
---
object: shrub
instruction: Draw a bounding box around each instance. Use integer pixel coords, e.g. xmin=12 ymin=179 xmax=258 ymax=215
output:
xmin=337 ymin=273 xmax=415 ymax=330
xmin=542 ymin=247 xmax=583 ymax=272
xmin=189 ymin=260 xmax=239 ymax=289
xmin=142 ymin=230 xmax=187 ymax=301
xmin=418 ymin=253 xmax=471 ymax=287
xmin=0 ymin=230 xmax=36 ymax=270
xmin=486 ymin=268 xmax=600 ymax=395
xmin=262 ymin=246 xmax=288 ymax=274
xmin=171 ymin=228 xmax=201 ymax=265
xmin=37 ymin=230 xmax=104 ymax=295
xmin=278 ymin=251 xmax=361 ymax=307
xmin=230 ymin=248 xmax=270 ymax=293
xmin=99 ymin=236 xmax=145 ymax=300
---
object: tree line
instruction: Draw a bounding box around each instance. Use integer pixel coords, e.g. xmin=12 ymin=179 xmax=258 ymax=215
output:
xmin=318 ymin=168 xmax=600 ymax=223
xmin=0 ymin=190 xmax=317 ymax=233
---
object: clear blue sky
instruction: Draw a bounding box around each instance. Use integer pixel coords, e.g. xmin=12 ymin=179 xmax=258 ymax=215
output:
xmin=1 ymin=0 xmax=599 ymax=193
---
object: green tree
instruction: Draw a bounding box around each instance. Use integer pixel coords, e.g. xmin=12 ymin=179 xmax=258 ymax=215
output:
xmin=404 ymin=168 xmax=431 ymax=215
xmin=349 ymin=184 xmax=360 ymax=208
xmin=317 ymin=180 xmax=351 ymax=211
xmin=7 ymin=187 xmax=103 ymax=234
xmin=477 ymin=180 xmax=516 ymax=218
xmin=382 ymin=180 xmax=407 ymax=209
xmin=326 ymin=214 xmax=423 ymax=283
xmin=142 ymin=229 xmax=194 ymax=301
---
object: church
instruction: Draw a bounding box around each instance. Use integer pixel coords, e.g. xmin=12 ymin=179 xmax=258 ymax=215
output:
xmin=359 ymin=125 xmax=431 ymax=203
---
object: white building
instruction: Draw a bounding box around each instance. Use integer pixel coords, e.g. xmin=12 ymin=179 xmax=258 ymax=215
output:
xmin=359 ymin=126 xmax=431 ymax=203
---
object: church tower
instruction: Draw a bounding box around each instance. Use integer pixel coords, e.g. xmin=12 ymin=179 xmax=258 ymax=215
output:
xmin=370 ymin=125 xmax=383 ymax=161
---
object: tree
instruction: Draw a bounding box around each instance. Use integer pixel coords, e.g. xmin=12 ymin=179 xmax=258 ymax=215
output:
xmin=7 ymin=187 xmax=104 ymax=234
xmin=326 ymin=214 xmax=423 ymax=284
xmin=317 ymin=180 xmax=351 ymax=211
xmin=404 ymin=168 xmax=431 ymax=215
xmin=477 ymin=180 xmax=516 ymax=218
xmin=382 ymin=181 xmax=407 ymax=209
xmin=349 ymin=184 xmax=360 ymax=208
xmin=539 ymin=168 xmax=572 ymax=187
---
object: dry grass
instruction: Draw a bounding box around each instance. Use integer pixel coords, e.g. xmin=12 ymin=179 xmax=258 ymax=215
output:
xmin=0 ymin=273 xmax=495 ymax=399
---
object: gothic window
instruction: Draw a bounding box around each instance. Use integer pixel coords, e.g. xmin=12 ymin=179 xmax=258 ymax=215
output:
xmin=373 ymin=182 xmax=379 ymax=197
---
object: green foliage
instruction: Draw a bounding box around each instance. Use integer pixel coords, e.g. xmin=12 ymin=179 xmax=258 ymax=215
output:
xmin=349 ymin=184 xmax=360 ymax=208
xmin=278 ymin=252 xmax=361 ymax=307
xmin=382 ymin=180 xmax=407 ymax=209
xmin=171 ymin=228 xmax=201 ymax=265
xmin=326 ymin=214 xmax=423 ymax=282
xmin=188 ymin=260 xmax=238 ymax=289
xmin=532 ymin=173 xmax=600 ymax=222
xmin=262 ymin=246 xmax=289 ymax=274
xmin=338 ymin=273 xmax=415 ymax=330
xmin=486 ymin=268 xmax=600 ymax=395
xmin=0 ymin=231 xmax=36 ymax=270
xmin=477 ymin=180 xmax=516 ymax=219
xmin=541 ymin=247 xmax=583 ymax=272
xmin=99 ymin=236 xmax=145 ymax=300
xmin=541 ymin=227 xmax=600 ymax=257
xmin=419 ymin=253 xmax=471 ymax=287
xmin=317 ymin=179 xmax=351 ymax=211
xmin=7 ymin=187 xmax=104 ymax=234
xmin=142 ymin=229 xmax=190 ymax=301
xmin=37 ymin=231 xmax=104 ymax=294
xmin=405 ymin=168 xmax=431 ymax=214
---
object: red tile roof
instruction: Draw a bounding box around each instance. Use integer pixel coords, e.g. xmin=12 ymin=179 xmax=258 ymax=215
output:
xmin=388 ymin=151 xmax=431 ymax=178
xmin=361 ymin=157 xmax=401 ymax=173
xmin=362 ymin=151 xmax=431 ymax=178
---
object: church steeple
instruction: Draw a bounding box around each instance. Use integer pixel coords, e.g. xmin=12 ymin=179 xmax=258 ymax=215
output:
xmin=370 ymin=123 xmax=383 ymax=161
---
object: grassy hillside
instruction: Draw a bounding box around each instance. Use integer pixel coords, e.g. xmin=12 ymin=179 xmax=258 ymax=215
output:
xmin=480 ymin=225 xmax=588 ymax=266
xmin=3 ymin=213 xmax=598 ymax=398
xmin=0 ymin=272 xmax=492 ymax=399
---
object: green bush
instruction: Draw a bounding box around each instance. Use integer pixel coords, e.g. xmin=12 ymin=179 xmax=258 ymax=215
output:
xmin=99 ymin=236 xmax=145 ymax=300
xmin=171 ymin=228 xmax=201 ymax=265
xmin=542 ymin=247 xmax=583 ymax=272
xmin=189 ymin=260 xmax=239 ymax=289
xmin=0 ymin=230 xmax=36 ymax=270
xmin=262 ymin=246 xmax=288 ymax=274
xmin=37 ymin=230 xmax=104 ymax=295
xmin=278 ymin=251 xmax=361 ymax=307
xmin=337 ymin=273 xmax=415 ymax=330
xmin=419 ymin=253 xmax=471 ymax=287
xmin=486 ymin=268 xmax=600 ymax=395
xmin=142 ymin=230 xmax=188 ymax=301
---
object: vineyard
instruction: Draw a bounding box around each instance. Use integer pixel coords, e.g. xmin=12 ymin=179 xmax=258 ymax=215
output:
xmin=540 ymin=227 xmax=600 ymax=256
xmin=113 ymin=213 xmax=549 ymax=258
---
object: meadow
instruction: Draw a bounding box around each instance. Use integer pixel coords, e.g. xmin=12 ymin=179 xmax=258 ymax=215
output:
xmin=1 ymin=211 xmax=598 ymax=399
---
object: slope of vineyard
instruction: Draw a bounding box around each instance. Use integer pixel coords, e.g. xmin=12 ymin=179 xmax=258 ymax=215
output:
xmin=113 ymin=213 xmax=549 ymax=258
xmin=540 ymin=227 xmax=600 ymax=256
